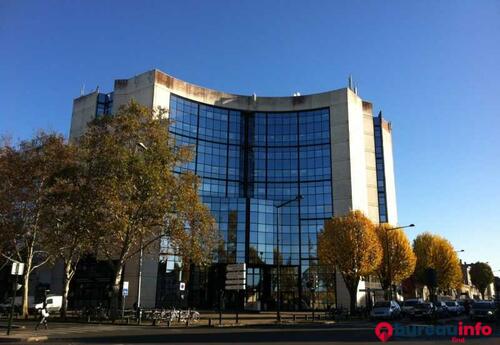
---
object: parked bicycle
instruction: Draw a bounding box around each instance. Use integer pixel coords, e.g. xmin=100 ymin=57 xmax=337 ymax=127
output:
xmin=179 ymin=309 xmax=200 ymax=323
xmin=150 ymin=308 xmax=200 ymax=324
xmin=81 ymin=305 xmax=109 ymax=322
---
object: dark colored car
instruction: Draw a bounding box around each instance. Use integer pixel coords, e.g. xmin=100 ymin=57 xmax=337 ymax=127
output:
xmin=470 ymin=301 xmax=497 ymax=321
xmin=401 ymin=299 xmax=423 ymax=317
xmin=435 ymin=301 xmax=449 ymax=318
xmin=445 ymin=301 xmax=462 ymax=316
xmin=460 ymin=299 xmax=473 ymax=315
xmin=412 ymin=302 xmax=435 ymax=320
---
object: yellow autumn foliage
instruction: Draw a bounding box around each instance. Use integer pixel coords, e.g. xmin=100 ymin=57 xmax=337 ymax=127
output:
xmin=318 ymin=210 xmax=382 ymax=310
xmin=375 ymin=223 xmax=416 ymax=290
xmin=413 ymin=232 xmax=462 ymax=290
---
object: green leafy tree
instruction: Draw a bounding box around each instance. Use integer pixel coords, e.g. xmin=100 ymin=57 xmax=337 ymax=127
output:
xmin=77 ymin=102 xmax=218 ymax=318
xmin=469 ymin=262 xmax=494 ymax=299
xmin=318 ymin=210 xmax=382 ymax=311
xmin=0 ymin=133 xmax=69 ymax=317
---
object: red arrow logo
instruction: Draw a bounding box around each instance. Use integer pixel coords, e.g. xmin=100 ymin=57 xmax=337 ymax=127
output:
xmin=375 ymin=322 xmax=393 ymax=342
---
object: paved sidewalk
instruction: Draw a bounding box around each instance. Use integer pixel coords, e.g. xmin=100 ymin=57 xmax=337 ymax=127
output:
xmin=0 ymin=310 xmax=377 ymax=343
xmin=0 ymin=313 xmax=337 ymax=343
xmin=0 ymin=322 xmax=145 ymax=343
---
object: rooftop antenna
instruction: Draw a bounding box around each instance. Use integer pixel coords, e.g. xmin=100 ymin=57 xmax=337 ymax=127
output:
xmin=95 ymin=85 xmax=100 ymax=93
xmin=378 ymin=110 xmax=383 ymax=118
xmin=348 ymin=75 xmax=353 ymax=90
xmin=80 ymin=82 xmax=85 ymax=96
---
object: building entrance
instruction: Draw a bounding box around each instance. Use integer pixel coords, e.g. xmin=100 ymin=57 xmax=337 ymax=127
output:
xmin=245 ymin=265 xmax=299 ymax=311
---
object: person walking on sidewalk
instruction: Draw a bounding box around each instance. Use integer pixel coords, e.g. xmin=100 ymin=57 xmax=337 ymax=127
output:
xmin=35 ymin=303 xmax=49 ymax=330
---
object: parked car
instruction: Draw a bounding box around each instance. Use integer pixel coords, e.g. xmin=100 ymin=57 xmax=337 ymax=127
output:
xmin=470 ymin=301 xmax=497 ymax=322
xmin=445 ymin=301 xmax=461 ymax=316
xmin=435 ymin=301 xmax=449 ymax=318
xmin=35 ymin=295 xmax=63 ymax=313
xmin=412 ymin=302 xmax=435 ymax=320
xmin=400 ymin=299 xmax=423 ymax=317
xmin=370 ymin=300 xmax=401 ymax=320
xmin=459 ymin=299 xmax=474 ymax=315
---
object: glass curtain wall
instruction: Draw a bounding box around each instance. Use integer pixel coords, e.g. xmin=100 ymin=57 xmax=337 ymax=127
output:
xmin=161 ymin=94 xmax=333 ymax=310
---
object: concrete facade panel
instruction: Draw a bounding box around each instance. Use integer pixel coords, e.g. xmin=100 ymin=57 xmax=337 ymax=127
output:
xmin=70 ymin=93 xmax=98 ymax=141
xmin=347 ymin=91 xmax=369 ymax=215
xmin=382 ymin=125 xmax=398 ymax=225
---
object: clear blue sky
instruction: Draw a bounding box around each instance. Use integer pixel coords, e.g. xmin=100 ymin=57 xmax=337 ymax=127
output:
xmin=1 ymin=1 xmax=499 ymax=272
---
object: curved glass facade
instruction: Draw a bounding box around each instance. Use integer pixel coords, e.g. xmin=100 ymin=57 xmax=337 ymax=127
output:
xmin=164 ymin=94 xmax=335 ymax=310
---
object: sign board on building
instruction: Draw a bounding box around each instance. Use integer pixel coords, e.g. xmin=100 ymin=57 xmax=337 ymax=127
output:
xmin=11 ymin=262 xmax=24 ymax=276
xmin=122 ymin=281 xmax=129 ymax=297
xmin=226 ymin=271 xmax=246 ymax=279
xmin=226 ymin=263 xmax=246 ymax=272
xmin=225 ymin=264 xmax=246 ymax=291
xmin=226 ymin=279 xmax=246 ymax=285
xmin=179 ymin=282 xmax=186 ymax=291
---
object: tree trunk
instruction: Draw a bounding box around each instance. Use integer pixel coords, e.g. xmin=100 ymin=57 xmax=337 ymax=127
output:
xmin=109 ymin=262 xmax=124 ymax=321
xmin=379 ymin=275 xmax=391 ymax=300
xmin=343 ymin=275 xmax=360 ymax=313
xmin=22 ymin=273 xmax=29 ymax=318
xmin=61 ymin=259 xmax=75 ymax=319
xmin=21 ymin=260 xmax=32 ymax=318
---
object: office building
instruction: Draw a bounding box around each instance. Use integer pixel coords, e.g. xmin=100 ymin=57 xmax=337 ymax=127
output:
xmin=68 ymin=69 xmax=398 ymax=310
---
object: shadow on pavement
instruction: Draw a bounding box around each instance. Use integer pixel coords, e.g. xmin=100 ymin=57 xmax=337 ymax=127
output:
xmin=56 ymin=329 xmax=377 ymax=343
xmin=52 ymin=322 xmax=500 ymax=344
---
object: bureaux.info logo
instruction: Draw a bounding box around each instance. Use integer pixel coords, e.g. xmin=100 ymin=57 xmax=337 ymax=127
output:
xmin=375 ymin=321 xmax=493 ymax=342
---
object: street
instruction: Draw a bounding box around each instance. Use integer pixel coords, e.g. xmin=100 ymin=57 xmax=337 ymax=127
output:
xmin=2 ymin=318 xmax=498 ymax=344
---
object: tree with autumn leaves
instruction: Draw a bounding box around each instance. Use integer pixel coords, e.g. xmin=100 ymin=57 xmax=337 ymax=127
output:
xmin=38 ymin=140 xmax=94 ymax=319
xmin=318 ymin=213 xmax=467 ymax=309
xmin=318 ymin=211 xmax=382 ymax=311
xmin=0 ymin=133 xmax=72 ymax=317
xmin=74 ymin=102 xmax=218 ymax=318
xmin=0 ymin=102 xmax=219 ymax=318
xmin=318 ymin=211 xmax=419 ymax=310
xmin=374 ymin=223 xmax=416 ymax=299
xmin=413 ymin=232 xmax=462 ymax=294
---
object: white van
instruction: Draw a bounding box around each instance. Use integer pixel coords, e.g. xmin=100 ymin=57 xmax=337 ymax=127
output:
xmin=35 ymin=295 xmax=63 ymax=313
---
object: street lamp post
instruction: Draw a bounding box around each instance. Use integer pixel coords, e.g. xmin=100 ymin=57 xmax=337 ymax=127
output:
xmin=385 ymin=224 xmax=415 ymax=300
xmin=135 ymin=142 xmax=147 ymax=323
xmin=275 ymin=195 xmax=302 ymax=322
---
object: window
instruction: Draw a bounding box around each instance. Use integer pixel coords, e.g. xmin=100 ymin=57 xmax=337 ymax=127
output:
xmin=169 ymin=94 xmax=333 ymax=274
xmin=374 ymin=117 xmax=388 ymax=223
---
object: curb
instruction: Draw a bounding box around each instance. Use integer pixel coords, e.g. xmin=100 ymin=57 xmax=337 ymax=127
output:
xmin=0 ymin=336 xmax=48 ymax=343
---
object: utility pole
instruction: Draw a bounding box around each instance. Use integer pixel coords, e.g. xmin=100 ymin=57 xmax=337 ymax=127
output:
xmin=6 ymin=262 xmax=24 ymax=336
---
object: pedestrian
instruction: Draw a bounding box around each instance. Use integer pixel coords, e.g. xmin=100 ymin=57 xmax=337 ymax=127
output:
xmin=35 ymin=303 xmax=49 ymax=330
